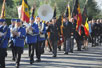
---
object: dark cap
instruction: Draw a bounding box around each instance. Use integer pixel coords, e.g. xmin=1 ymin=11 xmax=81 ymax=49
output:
xmin=0 ymin=19 xmax=5 ymax=23
xmin=11 ymin=19 xmax=16 ymax=22
xmin=16 ymin=19 xmax=21 ymax=23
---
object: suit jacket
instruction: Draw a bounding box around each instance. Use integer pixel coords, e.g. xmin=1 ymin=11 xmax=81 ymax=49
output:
xmin=63 ymin=21 xmax=72 ymax=39
xmin=49 ymin=23 xmax=59 ymax=41
xmin=0 ymin=25 xmax=10 ymax=48
xmin=71 ymin=23 xmax=76 ymax=38
xmin=38 ymin=22 xmax=46 ymax=41
xmin=25 ymin=23 xmax=39 ymax=44
xmin=92 ymin=23 xmax=98 ymax=36
xmin=13 ymin=27 xmax=26 ymax=48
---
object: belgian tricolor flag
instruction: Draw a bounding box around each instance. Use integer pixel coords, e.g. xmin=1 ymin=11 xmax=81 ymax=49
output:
xmin=82 ymin=4 xmax=89 ymax=36
xmin=21 ymin=0 xmax=30 ymax=23
xmin=72 ymin=0 xmax=82 ymax=35
xmin=0 ymin=0 xmax=6 ymax=19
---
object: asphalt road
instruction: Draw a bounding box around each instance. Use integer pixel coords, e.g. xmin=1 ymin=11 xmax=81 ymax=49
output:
xmin=6 ymin=44 xmax=102 ymax=68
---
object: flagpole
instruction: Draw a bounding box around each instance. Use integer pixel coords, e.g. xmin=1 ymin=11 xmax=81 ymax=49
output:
xmin=85 ymin=0 xmax=88 ymax=5
xmin=71 ymin=0 xmax=75 ymax=17
xmin=82 ymin=0 xmax=88 ymax=13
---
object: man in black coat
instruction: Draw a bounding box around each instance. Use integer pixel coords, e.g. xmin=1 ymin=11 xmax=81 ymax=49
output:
xmin=70 ymin=18 xmax=76 ymax=53
xmin=91 ymin=19 xmax=97 ymax=47
xmin=49 ymin=18 xmax=59 ymax=57
xmin=100 ymin=19 xmax=102 ymax=45
xmin=63 ymin=17 xmax=72 ymax=55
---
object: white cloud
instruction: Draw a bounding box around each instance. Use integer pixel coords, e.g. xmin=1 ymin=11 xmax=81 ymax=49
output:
xmin=95 ymin=0 xmax=102 ymax=10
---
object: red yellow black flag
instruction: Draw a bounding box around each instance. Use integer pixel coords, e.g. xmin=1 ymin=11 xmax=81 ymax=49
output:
xmin=82 ymin=3 xmax=89 ymax=36
xmin=72 ymin=0 xmax=82 ymax=35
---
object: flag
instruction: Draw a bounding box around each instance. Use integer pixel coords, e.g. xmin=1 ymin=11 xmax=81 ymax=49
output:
xmin=65 ymin=3 xmax=71 ymax=20
xmin=61 ymin=16 xmax=63 ymax=35
xmin=68 ymin=4 xmax=71 ymax=20
xmin=82 ymin=5 xmax=87 ymax=25
xmin=1 ymin=0 xmax=6 ymax=19
xmin=58 ymin=16 xmax=64 ymax=45
xmin=21 ymin=0 xmax=30 ymax=23
xmin=72 ymin=0 xmax=82 ymax=35
xmin=17 ymin=5 xmax=22 ymax=19
xmin=53 ymin=5 xmax=56 ymax=18
xmin=84 ymin=18 xmax=89 ymax=36
xmin=82 ymin=5 xmax=89 ymax=36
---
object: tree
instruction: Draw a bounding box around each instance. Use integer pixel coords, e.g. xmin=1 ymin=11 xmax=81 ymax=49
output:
xmin=86 ymin=0 xmax=100 ymax=20
xmin=0 ymin=0 xmax=101 ymax=19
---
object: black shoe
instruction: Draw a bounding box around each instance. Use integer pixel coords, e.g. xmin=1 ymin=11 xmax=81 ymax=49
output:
xmin=70 ymin=49 xmax=73 ymax=53
xmin=71 ymin=51 xmax=73 ymax=53
xmin=15 ymin=63 xmax=19 ymax=68
xmin=1 ymin=66 xmax=5 ymax=68
xmin=63 ymin=49 xmax=65 ymax=51
xmin=12 ymin=58 xmax=15 ymax=61
xmin=77 ymin=49 xmax=81 ymax=51
xmin=64 ymin=52 xmax=68 ymax=55
xmin=82 ymin=47 xmax=85 ymax=49
xmin=41 ymin=50 xmax=44 ymax=54
xmin=30 ymin=60 xmax=34 ymax=64
xmin=92 ymin=45 xmax=95 ymax=47
xmin=16 ymin=66 xmax=19 ymax=68
xmin=52 ymin=55 xmax=57 ymax=57
xmin=58 ymin=49 xmax=61 ymax=51
xmin=36 ymin=59 xmax=41 ymax=62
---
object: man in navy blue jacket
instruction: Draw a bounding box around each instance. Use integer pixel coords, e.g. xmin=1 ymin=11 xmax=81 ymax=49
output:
xmin=25 ymin=17 xmax=39 ymax=64
xmin=12 ymin=19 xmax=26 ymax=68
xmin=0 ymin=19 xmax=10 ymax=68
xmin=9 ymin=19 xmax=16 ymax=61
xmin=36 ymin=16 xmax=46 ymax=62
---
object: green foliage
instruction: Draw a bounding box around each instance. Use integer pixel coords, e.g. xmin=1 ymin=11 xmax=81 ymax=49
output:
xmin=5 ymin=18 xmax=11 ymax=25
xmin=13 ymin=0 xmax=22 ymax=6
xmin=87 ymin=0 xmax=100 ymax=20
xmin=0 ymin=0 xmax=14 ymax=8
xmin=6 ymin=5 xmax=18 ymax=18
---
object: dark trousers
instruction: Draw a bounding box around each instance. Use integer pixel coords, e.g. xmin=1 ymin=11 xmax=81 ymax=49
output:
xmin=65 ymin=38 xmax=71 ymax=53
xmin=101 ymin=35 xmax=102 ymax=45
xmin=76 ymin=40 xmax=82 ymax=51
xmin=58 ymin=45 xmax=61 ymax=51
xmin=28 ymin=43 xmax=36 ymax=61
xmin=36 ymin=41 xmax=42 ymax=60
xmin=47 ymin=39 xmax=52 ymax=51
xmin=51 ymin=40 xmax=58 ymax=56
xmin=15 ymin=46 xmax=23 ymax=66
xmin=11 ymin=46 xmax=16 ymax=60
xmin=0 ymin=56 xmax=5 ymax=68
xmin=41 ymin=40 xmax=45 ymax=54
xmin=92 ymin=36 xmax=96 ymax=47
xmin=97 ymin=36 xmax=101 ymax=46
xmin=70 ymin=37 xmax=74 ymax=52
xmin=63 ymin=38 xmax=66 ymax=51
xmin=0 ymin=48 xmax=7 ymax=68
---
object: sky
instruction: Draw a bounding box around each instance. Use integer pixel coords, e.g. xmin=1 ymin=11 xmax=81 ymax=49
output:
xmin=95 ymin=0 xmax=102 ymax=10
